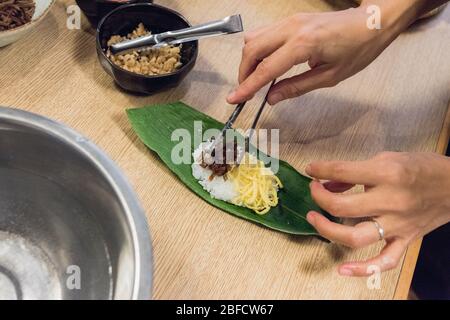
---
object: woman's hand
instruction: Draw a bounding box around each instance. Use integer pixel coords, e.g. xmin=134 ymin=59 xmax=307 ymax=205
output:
xmin=227 ymin=0 xmax=428 ymax=105
xmin=305 ymin=152 xmax=450 ymax=276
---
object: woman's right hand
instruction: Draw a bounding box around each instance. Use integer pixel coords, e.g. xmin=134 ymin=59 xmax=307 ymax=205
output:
xmin=227 ymin=0 xmax=423 ymax=105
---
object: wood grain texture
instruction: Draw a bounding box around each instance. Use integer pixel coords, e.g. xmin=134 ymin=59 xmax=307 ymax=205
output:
xmin=0 ymin=0 xmax=449 ymax=299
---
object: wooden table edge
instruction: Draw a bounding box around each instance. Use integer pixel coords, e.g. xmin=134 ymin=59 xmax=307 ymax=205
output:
xmin=393 ymin=99 xmax=450 ymax=300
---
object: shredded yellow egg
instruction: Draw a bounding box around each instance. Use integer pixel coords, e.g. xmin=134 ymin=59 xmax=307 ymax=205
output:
xmin=227 ymin=153 xmax=283 ymax=215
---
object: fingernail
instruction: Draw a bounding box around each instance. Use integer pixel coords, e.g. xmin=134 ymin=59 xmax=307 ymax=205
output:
xmin=339 ymin=267 xmax=354 ymax=276
xmin=306 ymin=211 xmax=316 ymax=224
xmin=268 ymin=92 xmax=283 ymax=105
xmin=309 ymin=180 xmax=318 ymax=188
xmin=227 ymin=90 xmax=237 ymax=103
xmin=305 ymin=164 xmax=312 ymax=175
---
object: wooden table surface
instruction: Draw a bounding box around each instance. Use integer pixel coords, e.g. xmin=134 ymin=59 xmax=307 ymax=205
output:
xmin=1 ymin=0 xmax=449 ymax=299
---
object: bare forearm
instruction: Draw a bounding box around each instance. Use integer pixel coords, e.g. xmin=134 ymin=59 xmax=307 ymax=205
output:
xmin=361 ymin=0 xmax=449 ymax=34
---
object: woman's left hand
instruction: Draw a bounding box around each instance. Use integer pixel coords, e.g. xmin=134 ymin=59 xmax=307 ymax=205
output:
xmin=305 ymin=152 xmax=450 ymax=276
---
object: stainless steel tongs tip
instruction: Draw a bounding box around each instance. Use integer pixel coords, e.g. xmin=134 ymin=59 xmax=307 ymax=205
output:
xmin=109 ymin=14 xmax=244 ymax=55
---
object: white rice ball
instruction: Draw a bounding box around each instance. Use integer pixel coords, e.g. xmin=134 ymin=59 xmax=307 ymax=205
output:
xmin=192 ymin=143 xmax=238 ymax=202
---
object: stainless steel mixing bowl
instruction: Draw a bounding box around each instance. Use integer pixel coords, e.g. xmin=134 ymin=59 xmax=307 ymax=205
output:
xmin=0 ymin=107 xmax=153 ymax=300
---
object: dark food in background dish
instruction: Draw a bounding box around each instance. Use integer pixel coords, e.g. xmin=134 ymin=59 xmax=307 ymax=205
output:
xmin=0 ymin=0 xmax=35 ymax=31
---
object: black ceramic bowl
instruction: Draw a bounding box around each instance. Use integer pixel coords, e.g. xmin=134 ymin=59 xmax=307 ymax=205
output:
xmin=76 ymin=0 xmax=153 ymax=27
xmin=96 ymin=3 xmax=198 ymax=95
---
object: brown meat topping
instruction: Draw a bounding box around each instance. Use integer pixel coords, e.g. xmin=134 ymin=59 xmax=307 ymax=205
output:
xmin=201 ymin=140 xmax=239 ymax=180
xmin=0 ymin=0 xmax=35 ymax=31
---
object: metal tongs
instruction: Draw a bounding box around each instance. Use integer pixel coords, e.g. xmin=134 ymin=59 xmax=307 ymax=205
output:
xmin=219 ymin=79 xmax=277 ymax=149
xmin=110 ymin=14 xmax=243 ymax=55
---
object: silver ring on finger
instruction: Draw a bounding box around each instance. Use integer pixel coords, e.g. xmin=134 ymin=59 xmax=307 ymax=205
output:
xmin=371 ymin=219 xmax=385 ymax=241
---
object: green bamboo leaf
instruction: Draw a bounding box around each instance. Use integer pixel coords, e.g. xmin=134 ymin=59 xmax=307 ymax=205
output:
xmin=127 ymin=101 xmax=330 ymax=235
